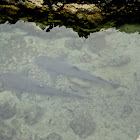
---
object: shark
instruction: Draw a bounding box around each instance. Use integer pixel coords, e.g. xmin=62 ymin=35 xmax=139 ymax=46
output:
xmin=35 ymin=55 xmax=127 ymax=89
xmin=0 ymin=71 xmax=90 ymax=100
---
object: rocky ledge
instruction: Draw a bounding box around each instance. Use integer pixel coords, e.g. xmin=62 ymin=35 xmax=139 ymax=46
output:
xmin=0 ymin=0 xmax=140 ymax=37
xmin=0 ymin=0 xmax=101 ymax=25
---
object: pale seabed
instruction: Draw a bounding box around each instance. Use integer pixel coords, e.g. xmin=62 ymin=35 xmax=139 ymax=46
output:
xmin=0 ymin=20 xmax=140 ymax=140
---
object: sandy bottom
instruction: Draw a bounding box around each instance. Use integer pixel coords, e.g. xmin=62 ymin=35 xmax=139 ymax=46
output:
xmin=0 ymin=21 xmax=140 ymax=140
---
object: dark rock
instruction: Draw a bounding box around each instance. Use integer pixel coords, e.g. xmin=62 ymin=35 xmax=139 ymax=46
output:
xmin=23 ymin=105 xmax=43 ymax=125
xmin=120 ymin=105 xmax=133 ymax=118
xmin=0 ymin=120 xmax=16 ymax=140
xmin=41 ymin=132 xmax=63 ymax=140
xmin=70 ymin=113 xmax=96 ymax=138
xmin=0 ymin=101 xmax=16 ymax=119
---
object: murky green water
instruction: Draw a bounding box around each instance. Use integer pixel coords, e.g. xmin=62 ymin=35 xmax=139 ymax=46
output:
xmin=0 ymin=20 xmax=140 ymax=140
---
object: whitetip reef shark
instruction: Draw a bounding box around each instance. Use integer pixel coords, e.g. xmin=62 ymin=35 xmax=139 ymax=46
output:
xmin=0 ymin=71 xmax=91 ymax=100
xmin=35 ymin=55 xmax=128 ymax=89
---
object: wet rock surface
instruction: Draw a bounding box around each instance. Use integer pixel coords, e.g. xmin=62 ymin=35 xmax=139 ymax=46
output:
xmin=70 ymin=113 xmax=96 ymax=138
xmin=63 ymin=3 xmax=100 ymax=14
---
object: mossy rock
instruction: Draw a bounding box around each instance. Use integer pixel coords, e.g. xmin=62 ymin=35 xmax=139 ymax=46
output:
xmin=0 ymin=5 xmax=19 ymax=15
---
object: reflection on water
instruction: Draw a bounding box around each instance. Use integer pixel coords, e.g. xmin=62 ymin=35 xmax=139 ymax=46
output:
xmin=0 ymin=20 xmax=140 ymax=140
xmin=117 ymin=24 xmax=140 ymax=34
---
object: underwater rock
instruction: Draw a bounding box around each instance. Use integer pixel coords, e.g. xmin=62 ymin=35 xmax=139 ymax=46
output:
xmin=19 ymin=40 xmax=26 ymax=48
xmin=79 ymin=52 xmax=92 ymax=63
xmin=70 ymin=113 xmax=96 ymax=138
xmin=69 ymin=77 xmax=90 ymax=92
xmin=0 ymin=91 xmax=17 ymax=120
xmin=87 ymin=33 xmax=106 ymax=54
xmin=102 ymin=54 xmax=131 ymax=67
xmin=64 ymin=38 xmax=83 ymax=50
xmin=27 ymin=37 xmax=34 ymax=44
xmin=120 ymin=105 xmax=133 ymax=118
xmin=9 ymin=35 xmax=26 ymax=48
xmin=0 ymin=101 xmax=16 ymax=119
xmin=0 ymin=120 xmax=16 ymax=140
xmin=41 ymin=132 xmax=63 ymax=140
xmin=23 ymin=105 xmax=43 ymax=125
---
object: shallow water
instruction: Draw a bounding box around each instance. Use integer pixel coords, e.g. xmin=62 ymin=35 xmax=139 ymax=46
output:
xmin=0 ymin=20 xmax=140 ymax=140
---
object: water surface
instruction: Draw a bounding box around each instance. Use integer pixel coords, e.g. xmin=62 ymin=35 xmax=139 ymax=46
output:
xmin=0 ymin=20 xmax=140 ymax=140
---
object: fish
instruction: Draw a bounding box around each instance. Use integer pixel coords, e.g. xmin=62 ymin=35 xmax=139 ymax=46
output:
xmin=35 ymin=55 xmax=127 ymax=89
xmin=0 ymin=71 xmax=91 ymax=100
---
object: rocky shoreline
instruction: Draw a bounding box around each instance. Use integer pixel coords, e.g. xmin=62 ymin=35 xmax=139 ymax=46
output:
xmin=0 ymin=0 xmax=140 ymax=37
